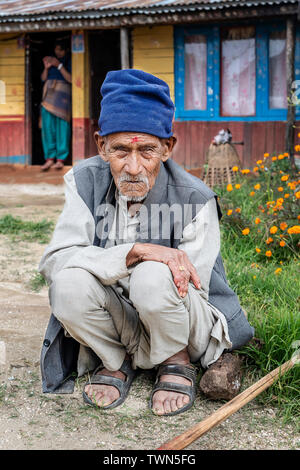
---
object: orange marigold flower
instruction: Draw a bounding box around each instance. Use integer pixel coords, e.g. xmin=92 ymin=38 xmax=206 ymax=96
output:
xmin=287 ymin=225 xmax=300 ymax=234
xmin=298 ymin=132 xmax=300 ymax=138
xmin=279 ymin=240 xmax=286 ymax=247
xmin=227 ymin=209 xmax=233 ymax=216
xmin=275 ymin=268 xmax=282 ymax=274
xmin=278 ymin=154 xmax=284 ymax=160
xmin=242 ymin=228 xmax=250 ymax=235
xmin=298 ymin=215 xmax=300 ymax=220
xmin=227 ymin=184 xmax=233 ymax=192
xmin=270 ymin=226 xmax=278 ymax=234
xmin=265 ymin=250 xmax=272 ymax=257
xmin=272 ymin=156 xmax=277 ymax=161
xmin=232 ymin=166 xmax=239 ymax=172
xmin=280 ymin=222 xmax=288 ymax=230
xmin=241 ymin=169 xmax=250 ymax=174
xmin=264 ymin=153 xmax=269 ymax=158
xmin=250 ymin=191 xmax=255 ymax=196
xmin=256 ymin=160 xmax=263 ymax=165
xmin=277 ymin=187 xmax=283 ymax=192
xmin=253 ymin=166 xmax=259 ymax=172
xmin=266 ymin=237 xmax=273 ymax=244
xmin=235 ymin=184 xmax=241 ymax=189
xmin=235 ymin=208 xmax=241 ymax=213
xmin=296 ymin=191 xmax=300 ymax=199
xmin=255 ymin=218 xmax=261 ymax=224
xmin=255 ymin=247 xmax=261 ymax=253
xmin=284 ymin=193 xmax=290 ymax=198
xmin=276 ymin=198 xmax=284 ymax=205
xmin=254 ymin=184 xmax=261 ymax=190
xmin=288 ymin=182 xmax=297 ymax=190
xmin=281 ymin=175 xmax=289 ymax=181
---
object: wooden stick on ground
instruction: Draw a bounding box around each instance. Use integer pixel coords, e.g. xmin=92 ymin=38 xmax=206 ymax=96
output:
xmin=158 ymin=355 xmax=299 ymax=450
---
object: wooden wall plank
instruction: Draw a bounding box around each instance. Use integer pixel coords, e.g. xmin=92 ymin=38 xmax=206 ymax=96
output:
xmin=134 ymin=48 xmax=174 ymax=59
xmin=0 ymin=116 xmax=25 ymax=159
xmin=171 ymin=121 xmax=297 ymax=170
xmin=0 ymin=34 xmax=25 ymax=118
xmin=133 ymin=25 xmax=174 ymax=102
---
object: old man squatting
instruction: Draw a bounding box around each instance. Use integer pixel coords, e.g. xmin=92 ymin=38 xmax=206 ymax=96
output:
xmin=39 ymin=69 xmax=254 ymax=417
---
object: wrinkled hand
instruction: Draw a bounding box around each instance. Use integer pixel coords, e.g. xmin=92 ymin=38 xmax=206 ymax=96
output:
xmin=126 ymin=243 xmax=201 ymax=298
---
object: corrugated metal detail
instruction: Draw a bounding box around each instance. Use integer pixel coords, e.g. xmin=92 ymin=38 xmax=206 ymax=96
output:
xmin=0 ymin=0 xmax=298 ymax=19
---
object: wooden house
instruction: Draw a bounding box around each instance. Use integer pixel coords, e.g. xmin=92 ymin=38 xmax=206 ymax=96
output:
xmin=0 ymin=0 xmax=299 ymax=169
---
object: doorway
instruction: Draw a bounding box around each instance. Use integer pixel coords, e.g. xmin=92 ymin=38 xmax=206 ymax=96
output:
xmin=28 ymin=32 xmax=72 ymax=165
xmin=88 ymin=29 xmax=122 ymax=155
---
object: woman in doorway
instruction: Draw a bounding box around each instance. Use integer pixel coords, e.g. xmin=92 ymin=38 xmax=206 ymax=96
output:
xmin=40 ymin=39 xmax=72 ymax=171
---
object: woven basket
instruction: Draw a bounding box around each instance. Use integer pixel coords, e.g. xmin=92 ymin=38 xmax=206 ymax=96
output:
xmin=202 ymin=143 xmax=242 ymax=188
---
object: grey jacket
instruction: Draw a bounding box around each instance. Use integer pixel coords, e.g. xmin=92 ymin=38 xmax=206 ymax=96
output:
xmin=39 ymin=156 xmax=254 ymax=393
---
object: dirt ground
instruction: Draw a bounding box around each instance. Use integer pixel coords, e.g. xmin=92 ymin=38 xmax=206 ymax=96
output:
xmin=0 ymin=183 xmax=299 ymax=450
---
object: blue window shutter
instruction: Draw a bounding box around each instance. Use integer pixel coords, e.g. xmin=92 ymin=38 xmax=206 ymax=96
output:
xmin=174 ymin=22 xmax=298 ymax=122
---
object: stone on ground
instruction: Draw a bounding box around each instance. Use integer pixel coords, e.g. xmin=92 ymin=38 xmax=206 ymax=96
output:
xmin=199 ymin=353 xmax=243 ymax=400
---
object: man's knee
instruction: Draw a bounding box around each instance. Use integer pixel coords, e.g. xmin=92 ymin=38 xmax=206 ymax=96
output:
xmin=50 ymin=267 xmax=107 ymax=325
xmin=129 ymin=261 xmax=179 ymax=315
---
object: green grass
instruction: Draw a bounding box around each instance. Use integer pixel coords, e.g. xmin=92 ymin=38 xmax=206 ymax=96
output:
xmin=219 ymin=192 xmax=300 ymax=428
xmin=0 ymin=214 xmax=54 ymax=244
xmin=27 ymin=271 xmax=47 ymax=291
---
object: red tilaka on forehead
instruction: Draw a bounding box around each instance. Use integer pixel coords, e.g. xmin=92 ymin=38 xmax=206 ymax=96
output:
xmin=131 ymin=136 xmax=139 ymax=143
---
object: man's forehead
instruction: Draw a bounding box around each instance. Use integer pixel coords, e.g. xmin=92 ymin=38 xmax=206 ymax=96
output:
xmin=106 ymin=132 xmax=160 ymax=145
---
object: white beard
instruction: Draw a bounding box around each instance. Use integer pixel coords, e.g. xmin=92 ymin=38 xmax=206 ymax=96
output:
xmin=117 ymin=174 xmax=150 ymax=202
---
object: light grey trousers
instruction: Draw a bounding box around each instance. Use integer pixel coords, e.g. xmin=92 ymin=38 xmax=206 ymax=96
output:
xmin=49 ymin=261 xmax=231 ymax=372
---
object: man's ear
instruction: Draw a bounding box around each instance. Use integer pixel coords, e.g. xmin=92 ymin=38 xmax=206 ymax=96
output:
xmin=94 ymin=132 xmax=109 ymax=161
xmin=161 ymin=136 xmax=177 ymax=162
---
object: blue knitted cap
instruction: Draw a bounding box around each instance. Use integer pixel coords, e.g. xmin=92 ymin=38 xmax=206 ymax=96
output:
xmin=98 ymin=69 xmax=175 ymax=138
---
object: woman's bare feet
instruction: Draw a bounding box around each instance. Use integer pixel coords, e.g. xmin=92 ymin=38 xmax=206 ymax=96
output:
xmin=152 ymin=348 xmax=194 ymax=416
xmin=52 ymin=160 xmax=64 ymax=170
xmin=41 ymin=159 xmax=55 ymax=171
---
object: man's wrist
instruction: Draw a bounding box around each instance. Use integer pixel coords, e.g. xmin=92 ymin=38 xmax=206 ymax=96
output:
xmin=126 ymin=243 xmax=144 ymax=267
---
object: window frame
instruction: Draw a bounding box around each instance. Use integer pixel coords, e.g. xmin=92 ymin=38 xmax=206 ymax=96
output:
xmin=174 ymin=22 xmax=300 ymax=121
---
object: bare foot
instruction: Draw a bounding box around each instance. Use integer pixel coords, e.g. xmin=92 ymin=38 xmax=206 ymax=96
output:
xmin=84 ymin=367 xmax=126 ymax=407
xmin=152 ymin=348 xmax=193 ymax=416
xmin=41 ymin=159 xmax=54 ymax=171
xmin=52 ymin=160 xmax=64 ymax=170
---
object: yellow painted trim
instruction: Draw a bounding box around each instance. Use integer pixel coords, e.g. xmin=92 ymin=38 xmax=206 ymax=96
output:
xmin=72 ymin=30 xmax=90 ymax=119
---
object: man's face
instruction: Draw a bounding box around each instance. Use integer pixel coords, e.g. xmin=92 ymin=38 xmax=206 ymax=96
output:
xmin=95 ymin=132 xmax=176 ymax=202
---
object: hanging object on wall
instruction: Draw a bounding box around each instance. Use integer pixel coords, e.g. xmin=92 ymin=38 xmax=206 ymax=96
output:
xmin=202 ymin=128 xmax=243 ymax=188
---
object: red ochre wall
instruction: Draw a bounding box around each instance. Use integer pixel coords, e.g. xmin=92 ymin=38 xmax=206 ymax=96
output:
xmin=172 ymin=121 xmax=300 ymax=170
